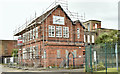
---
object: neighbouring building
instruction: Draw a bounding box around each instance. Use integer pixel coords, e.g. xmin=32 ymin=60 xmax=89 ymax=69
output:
xmin=83 ymin=20 xmax=101 ymax=45
xmin=83 ymin=20 xmax=119 ymax=45
xmin=14 ymin=5 xmax=85 ymax=68
xmin=0 ymin=40 xmax=17 ymax=63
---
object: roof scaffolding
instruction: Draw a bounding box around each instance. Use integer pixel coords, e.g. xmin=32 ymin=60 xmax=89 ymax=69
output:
xmin=14 ymin=0 xmax=85 ymax=36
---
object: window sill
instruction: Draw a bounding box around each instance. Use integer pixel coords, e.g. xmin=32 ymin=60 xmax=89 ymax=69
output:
xmin=56 ymin=36 xmax=62 ymax=38
xmin=49 ymin=36 xmax=55 ymax=37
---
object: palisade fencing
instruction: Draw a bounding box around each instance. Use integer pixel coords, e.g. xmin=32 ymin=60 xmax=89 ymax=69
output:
xmin=85 ymin=43 xmax=120 ymax=72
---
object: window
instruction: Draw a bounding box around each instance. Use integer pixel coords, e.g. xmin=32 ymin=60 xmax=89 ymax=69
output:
xmin=22 ymin=34 xmax=25 ymax=43
xmin=56 ymin=26 xmax=62 ymax=37
xmin=36 ymin=27 xmax=38 ymax=38
xmin=33 ymin=46 xmax=35 ymax=58
xmin=44 ymin=50 xmax=46 ymax=58
xmin=26 ymin=32 xmax=28 ymax=41
xmin=84 ymin=35 xmax=86 ymax=42
xmin=88 ymin=23 xmax=90 ymax=31
xmin=23 ymin=48 xmax=27 ymax=59
xmin=77 ymin=28 xmax=80 ymax=38
xmin=24 ymin=33 xmax=26 ymax=42
xmin=35 ymin=45 xmax=39 ymax=56
xmin=49 ymin=25 xmax=55 ymax=37
xmin=27 ymin=31 xmax=30 ymax=41
xmin=87 ymin=35 xmax=90 ymax=43
xmin=66 ymin=50 xmax=68 ymax=58
xmin=26 ymin=47 xmax=30 ymax=59
xmin=30 ymin=30 xmax=32 ymax=40
xmin=30 ymin=47 xmax=32 ymax=59
xmin=73 ymin=50 xmax=77 ymax=58
xmin=33 ymin=28 xmax=35 ymax=39
xmin=92 ymin=35 xmax=94 ymax=43
xmin=32 ymin=46 xmax=39 ymax=59
xmin=95 ymin=23 xmax=97 ymax=29
xmin=57 ymin=50 xmax=60 ymax=58
xmin=63 ymin=27 xmax=69 ymax=38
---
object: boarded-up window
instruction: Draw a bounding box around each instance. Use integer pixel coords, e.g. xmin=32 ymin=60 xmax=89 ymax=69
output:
xmin=88 ymin=23 xmax=90 ymax=31
xmin=22 ymin=34 xmax=25 ymax=43
xmin=36 ymin=27 xmax=38 ymax=38
xmin=28 ymin=31 xmax=30 ymax=41
xmin=35 ymin=45 xmax=39 ymax=56
xmin=57 ymin=50 xmax=60 ymax=58
xmin=73 ymin=50 xmax=77 ymax=58
xmin=26 ymin=47 xmax=30 ymax=59
xmin=87 ymin=35 xmax=90 ymax=43
xmin=30 ymin=30 xmax=32 ymax=40
xmin=33 ymin=46 xmax=35 ymax=58
xmin=92 ymin=35 xmax=94 ymax=43
xmin=66 ymin=50 xmax=69 ymax=58
xmin=30 ymin=47 xmax=32 ymax=59
xmin=77 ymin=28 xmax=80 ymax=38
xmin=84 ymin=35 xmax=86 ymax=42
xmin=95 ymin=23 xmax=97 ymax=29
xmin=23 ymin=48 xmax=26 ymax=59
xmin=33 ymin=28 xmax=35 ymax=39
xmin=44 ymin=50 xmax=46 ymax=58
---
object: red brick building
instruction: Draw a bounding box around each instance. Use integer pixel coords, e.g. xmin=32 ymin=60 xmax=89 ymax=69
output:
xmin=83 ymin=20 xmax=101 ymax=44
xmin=14 ymin=5 xmax=85 ymax=68
xmin=0 ymin=40 xmax=17 ymax=63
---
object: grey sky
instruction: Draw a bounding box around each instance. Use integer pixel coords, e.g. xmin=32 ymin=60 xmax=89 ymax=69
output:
xmin=0 ymin=0 xmax=119 ymax=40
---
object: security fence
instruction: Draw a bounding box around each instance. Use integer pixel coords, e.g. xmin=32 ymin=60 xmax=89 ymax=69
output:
xmin=85 ymin=43 xmax=120 ymax=72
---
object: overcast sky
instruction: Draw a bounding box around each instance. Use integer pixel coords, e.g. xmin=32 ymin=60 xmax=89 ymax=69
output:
xmin=0 ymin=0 xmax=119 ymax=40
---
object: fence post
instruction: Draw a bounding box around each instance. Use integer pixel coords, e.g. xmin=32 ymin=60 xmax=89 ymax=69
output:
xmin=115 ymin=42 xmax=118 ymax=71
xmin=105 ymin=42 xmax=107 ymax=74
xmin=90 ymin=44 xmax=93 ymax=72
xmin=111 ymin=43 xmax=113 ymax=68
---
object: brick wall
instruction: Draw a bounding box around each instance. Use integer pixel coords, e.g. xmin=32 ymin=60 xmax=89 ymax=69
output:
xmin=19 ymin=6 xmax=85 ymax=67
xmin=0 ymin=40 xmax=17 ymax=57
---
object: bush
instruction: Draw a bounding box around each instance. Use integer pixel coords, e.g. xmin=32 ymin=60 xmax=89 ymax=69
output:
xmin=93 ymin=63 xmax=105 ymax=71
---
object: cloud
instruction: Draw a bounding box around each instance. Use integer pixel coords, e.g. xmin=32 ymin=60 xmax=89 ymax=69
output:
xmin=0 ymin=0 xmax=119 ymax=39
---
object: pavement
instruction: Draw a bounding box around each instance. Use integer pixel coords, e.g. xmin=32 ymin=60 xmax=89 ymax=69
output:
xmin=0 ymin=64 xmax=84 ymax=73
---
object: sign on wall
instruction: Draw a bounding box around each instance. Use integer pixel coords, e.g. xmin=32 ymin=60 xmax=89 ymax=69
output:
xmin=53 ymin=16 xmax=64 ymax=25
xmin=17 ymin=37 xmax=23 ymax=46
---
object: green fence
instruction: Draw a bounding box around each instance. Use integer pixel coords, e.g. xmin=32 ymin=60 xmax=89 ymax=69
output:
xmin=85 ymin=43 xmax=120 ymax=72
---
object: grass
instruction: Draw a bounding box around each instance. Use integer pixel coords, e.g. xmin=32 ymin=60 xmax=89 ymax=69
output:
xmin=95 ymin=68 xmax=119 ymax=72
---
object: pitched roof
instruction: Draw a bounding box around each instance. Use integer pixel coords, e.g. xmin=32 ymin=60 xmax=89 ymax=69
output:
xmin=73 ymin=20 xmax=85 ymax=29
xmin=14 ymin=5 xmax=85 ymax=36
xmin=28 ymin=5 xmax=73 ymax=26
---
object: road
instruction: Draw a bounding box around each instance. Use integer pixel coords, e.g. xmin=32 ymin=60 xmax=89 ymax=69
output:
xmin=0 ymin=64 xmax=84 ymax=73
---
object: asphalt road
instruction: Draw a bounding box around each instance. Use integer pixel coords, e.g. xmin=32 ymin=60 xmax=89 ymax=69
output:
xmin=0 ymin=64 xmax=84 ymax=73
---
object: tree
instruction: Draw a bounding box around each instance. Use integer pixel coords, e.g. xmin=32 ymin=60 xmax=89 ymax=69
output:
xmin=12 ymin=49 xmax=18 ymax=57
xmin=95 ymin=30 xmax=118 ymax=44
